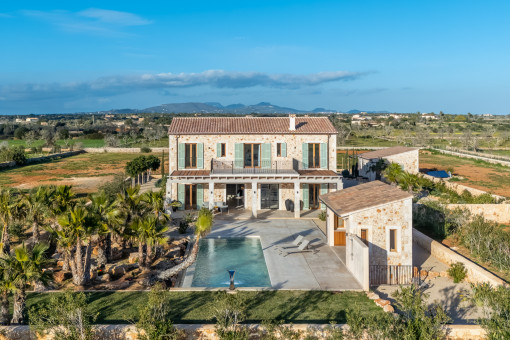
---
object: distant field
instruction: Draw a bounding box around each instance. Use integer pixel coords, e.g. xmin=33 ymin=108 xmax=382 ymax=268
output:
xmin=0 ymin=152 xmax=167 ymax=193
xmin=419 ymin=150 xmax=510 ymax=197
xmin=7 ymin=139 xmax=105 ymax=148
xmin=344 ymin=137 xmax=398 ymax=147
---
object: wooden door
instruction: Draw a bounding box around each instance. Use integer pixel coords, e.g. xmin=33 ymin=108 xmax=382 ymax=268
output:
xmin=334 ymin=231 xmax=346 ymax=246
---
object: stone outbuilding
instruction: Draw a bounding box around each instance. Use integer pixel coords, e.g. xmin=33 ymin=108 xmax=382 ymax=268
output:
xmin=319 ymin=181 xmax=413 ymax=289
xmin=358 ymin=146 xmax=419 ymax=181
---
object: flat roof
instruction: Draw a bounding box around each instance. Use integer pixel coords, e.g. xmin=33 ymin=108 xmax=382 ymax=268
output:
xmin=359 ymin=146 xmax=418 ymax=160
xmin=319 ymin=181 xmax=413 ymax=216
xmin=167 ymin=116 xmax=337 ymax=135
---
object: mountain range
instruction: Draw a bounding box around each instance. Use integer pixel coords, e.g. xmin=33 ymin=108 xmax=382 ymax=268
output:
xmin=99 ymin=102 xmax=389 ymax=115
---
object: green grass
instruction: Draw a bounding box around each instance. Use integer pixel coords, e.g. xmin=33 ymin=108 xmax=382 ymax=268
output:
xmin=7 ymin=139 xmax=105 ymax=148
xmin=26 ymin=290 xmax=380 ymax=324
xmin=344 ymin=137 xmax=399 ymax=147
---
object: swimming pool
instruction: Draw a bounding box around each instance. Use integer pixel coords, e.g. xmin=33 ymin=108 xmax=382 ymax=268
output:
xmin=191 ymin=237 xmax=271 ymax=287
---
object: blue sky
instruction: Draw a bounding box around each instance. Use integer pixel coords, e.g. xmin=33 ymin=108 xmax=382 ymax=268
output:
xmin=1 ymin=0 xmax=509 ymax=114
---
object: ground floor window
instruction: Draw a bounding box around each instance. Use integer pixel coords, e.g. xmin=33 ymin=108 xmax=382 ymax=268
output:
xmin=185 ymin=184 xmax=197 ymax=210
xmin=389 ymin=229 xmax=397 ymax=252
xmin=360 ymin=228 xmax=368 ymax=246
xmin=309 ymin=184 xmax=320 ymax=209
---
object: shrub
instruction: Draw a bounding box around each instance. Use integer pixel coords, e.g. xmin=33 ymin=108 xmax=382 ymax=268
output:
xmin=137 ymin=283 xmax=183 ymax=340
xmin=318 ymin=210 xmax=327 ymax=222
xmin=214 ymin=292 xmax=250 ymax=340
xmin=341 ymin=169 xmax=350 ymax=177
xmin=448 ymin=262 xmax=467 ymax=283
xmin=140 ymin=146 xmax=152 ymax=153
xmin=11 ymin=146 xmax=27 ymax=165
xmin=28 ymin=291 xmax=97 ymax=340
xmin=470 ymin=283 xmax=510 ymax=339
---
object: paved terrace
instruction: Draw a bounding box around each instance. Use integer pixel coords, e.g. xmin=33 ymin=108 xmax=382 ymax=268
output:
xmin=182 ymin=219 xmax=362 ymax=290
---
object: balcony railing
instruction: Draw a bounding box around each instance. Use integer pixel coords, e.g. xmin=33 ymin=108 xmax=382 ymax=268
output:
xmin=210 ymin=159 xmax=299 ymax=175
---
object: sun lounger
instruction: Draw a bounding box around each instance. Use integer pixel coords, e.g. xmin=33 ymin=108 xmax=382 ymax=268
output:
xmin=281 ymin=239 xmax=317 ymax=256
xmin=276 ymin=235 xmax=304 ymax=250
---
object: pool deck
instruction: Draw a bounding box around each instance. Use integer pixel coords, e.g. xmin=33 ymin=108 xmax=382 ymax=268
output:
xmin=182 ymin=219 xmax=362 ymax=291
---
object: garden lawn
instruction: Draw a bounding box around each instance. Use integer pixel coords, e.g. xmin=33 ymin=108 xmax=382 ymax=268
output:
xmin=26 ymin=291 xmax=381 ymax=324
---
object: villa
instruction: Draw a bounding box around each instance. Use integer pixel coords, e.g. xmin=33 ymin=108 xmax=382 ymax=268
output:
xmin=319 ymin=181 xmax=413 ymax=289
xmin=358 ymin=146 xmax=419 ymax=181
xmin=165 ymin=114 xmax=341 ymax=218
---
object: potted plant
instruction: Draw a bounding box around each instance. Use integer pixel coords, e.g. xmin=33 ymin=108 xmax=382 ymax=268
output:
xmin=170 ymin=200 xmax=182 ymax=212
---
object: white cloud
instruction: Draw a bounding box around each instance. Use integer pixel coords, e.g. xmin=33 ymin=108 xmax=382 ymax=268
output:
xmin=77 ymin=8 xmax=152 ymax=26
xmin=0 ymin=70 xmax=368 ymax=103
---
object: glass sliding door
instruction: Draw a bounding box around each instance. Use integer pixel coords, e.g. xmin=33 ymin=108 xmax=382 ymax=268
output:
xmin=308 ymin=143 xmax=320 ymax=168
xmin=244 ymin=143 xmax=261 ymax=168
xmin=185 ymin=184 xmax=197 ymax=210
xmin=261 ymin=184 xmax=279 ymax=209
xmin=309 ymin=184 xmax=320 ymax=209
xmin=185 ymin=143 xmax=197 ymax=168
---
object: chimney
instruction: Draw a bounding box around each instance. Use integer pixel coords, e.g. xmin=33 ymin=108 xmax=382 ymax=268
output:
xmin=289 ymin=114 xmax=296 ymax=131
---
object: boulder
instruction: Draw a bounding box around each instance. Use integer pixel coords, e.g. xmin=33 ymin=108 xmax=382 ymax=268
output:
xmin=90 ymin=267 xmax=98 ymax=281
xmin=128 ymin=253 xmax=139 ymax=264
xmin=54 ymin=271 xmax=72 ymax=284
xmin=374 ymin=299 xmax=390 ymax=308
xmin=107 ymin=263 xmax=136 ymax=277
xmin=164 ymin=247 xmax=181 ymax=259
xmin=367 ymin=292 xmax=380 ymax=300
xmin=98 ymin=273 xmax=111 ymax=283
xmin=383 ymin=305 xmax=395 ymax=313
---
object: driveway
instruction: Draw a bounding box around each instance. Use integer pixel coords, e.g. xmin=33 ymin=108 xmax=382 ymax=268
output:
xmin=182 ymin=219 xmax=362 ymax=290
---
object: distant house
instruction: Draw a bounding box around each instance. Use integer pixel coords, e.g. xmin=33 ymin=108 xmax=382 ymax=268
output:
xmin=358 ymin=146 xmax=419 ymax=181
xmin=25 ymin=117 xmax=39 ymax=123
xmin=320 ymin=181 xmax=413 ymax=289
xmin=421 ymin=112 xmax=437 ymax=120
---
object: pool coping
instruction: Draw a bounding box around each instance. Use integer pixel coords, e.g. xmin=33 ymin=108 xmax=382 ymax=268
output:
xmin=181 ymin=236 xmax=273 ymax=289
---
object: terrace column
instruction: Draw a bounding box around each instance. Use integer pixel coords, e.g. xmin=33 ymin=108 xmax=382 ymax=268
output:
xmin=251 ymin=181 xmax=258 ymax=218
xmin=209 ymin=182 xmax=215 ymax=210
xmin=294 ymin=181 xmax=300 ymax=218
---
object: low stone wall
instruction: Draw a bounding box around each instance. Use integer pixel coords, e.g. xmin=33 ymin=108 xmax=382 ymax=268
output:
xmin=447 ymin=204 xmax=510 ymax=224
xmin=0 ymin=160 xmax=16 ymax=169
xmin=413 ymin=228 xmax=506 ymax=286
xmin=84 ymin=147 xmax=167 ymax=153
xmin=433 ymin=148 xmax=510 ymax=167
xmin=422 ymin=173 xmax=507 ymax=201
xmin=0 ymin=323 xmax=487 ymax=340
xmin=0 ymin=151 xmax=85 ymax=170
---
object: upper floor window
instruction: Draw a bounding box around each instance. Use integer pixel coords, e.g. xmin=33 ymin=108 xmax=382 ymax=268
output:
xmin=220 ymin=143 xmax=226 ymax=157
xmin=185 ymin=143 xmax=197 ymax=168
xmin=277 ymin=143 xmax=282 ymax=157
xmin=308 ymin=143 xmax=320 ymax=168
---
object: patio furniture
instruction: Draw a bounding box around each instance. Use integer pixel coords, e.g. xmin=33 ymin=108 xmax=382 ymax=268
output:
xmin=280 ymin=239 xmax=317 ymax=256
xmin=202 ymin=202 xmax=210 ymax=209
xmin=277 ymin=235 xmax=304 ymax=249
xmin=219 ymin=204 xmax=229 ymax=214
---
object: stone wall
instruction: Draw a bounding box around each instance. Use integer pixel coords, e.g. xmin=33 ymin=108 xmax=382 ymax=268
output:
xmin=346 ymin=198 xmax=413 ymax=266
xmin=433 ymin=148 xmax=510 ymax=167
xmin=0 ymin=323 xmax=487 ymax=339
xmin=359 ymin=149 xmax=419 ymax=180
xmin=413 ymin=228 xmax=506 ymax=286
xmin=168 ymin=133 xmax=337 ymax=173
xmin=446 ymin=204 xmax=510 ymax=224
xmin=346 ymin=235 xmax=369 ymax=291
xmin=84 ymin=147 xmax=167 ymax=153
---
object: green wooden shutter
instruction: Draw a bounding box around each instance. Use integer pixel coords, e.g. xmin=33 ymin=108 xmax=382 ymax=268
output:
xmin=177 ymin=184 xmax=185 ymax=210
xmin=197 ymin=143 xmax=204 ymax=169
xmin=302 ymin=143 xmax=308 ymax=169
xmin=261 ymin=143 xmax=271 ymax=169
xmin=320 ymin=184 xmax=328 ymax=209
xmin=302 ymin=184 xmax=309 ymax=210
xmin=234 ymin=143 xmax=243 ymax=168
xmin=196 ymin=184 xmax=203 ymax=209
xmin=320 ymin=143 xmax=327 ymax=169
xmin=281 ymin=143 xmax=287 ymax=157
xmin=178 ymin=143 xmax=185 ymax=169
xmin=216 ymin=143 xmax=221 ymax=158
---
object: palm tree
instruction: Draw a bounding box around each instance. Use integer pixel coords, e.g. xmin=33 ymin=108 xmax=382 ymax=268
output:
xmin=5 ymin=243 xmax=52 ymax=324
xmin=142 ymin=190 xmax=166 ymax=218
xmin=0 ymin=263 xmax=15 ymax=325
xmin=398 ymin=172 xmax=424 ymax=193
xmin=89 ymin=191 xmax=121 ymax=267
xmin=0 ymin=188 xmax=23 ymax=254
xmin=130 ymin=216 xmax=168 ymax=272
xmin=21 ymin=186 xmax=53 ymax=248
xmin=383 ymin=162 xmax=403 ymax=185
xmin=116 ymin=186 xmax=147 ymax=251
xmin=57 ymin=207 xmax=98 ymax=286
xmin=157 ymin=207 xmax=213 ymax=281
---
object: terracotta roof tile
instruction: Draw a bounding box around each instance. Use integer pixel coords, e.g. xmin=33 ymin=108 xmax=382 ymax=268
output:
xmin=319 ymin=181 xmax=412 ymax=216
xmin=170 ymin=170 xmax=210 ymax=176
xmin=168 ymin=117 xmax=337 ymax=135
xmin=298 ymin=170 xmax=338 ymax=177
xmin=359 ymin=146 xmax=418 ymax=159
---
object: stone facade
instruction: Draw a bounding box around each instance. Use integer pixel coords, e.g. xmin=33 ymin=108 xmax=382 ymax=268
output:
xmin=344 ymin=198 xmax=413 ymax=266
xmin=359 ymin=149 xmax=419 ymax=180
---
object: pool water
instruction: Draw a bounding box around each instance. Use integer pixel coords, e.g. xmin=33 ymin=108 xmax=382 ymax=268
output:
xmin=191 ymin=237 xmax=271 ymax=287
